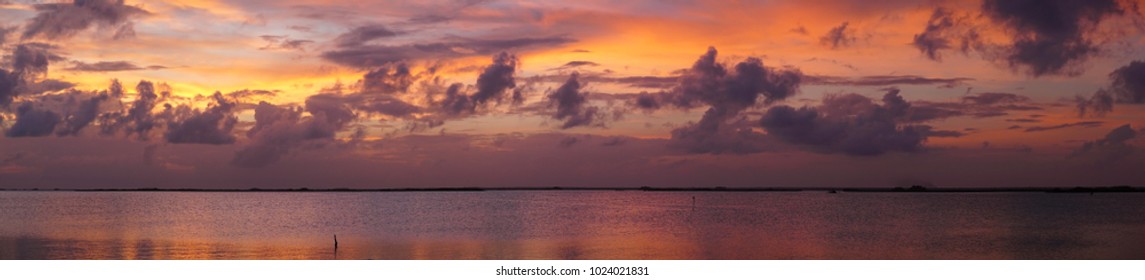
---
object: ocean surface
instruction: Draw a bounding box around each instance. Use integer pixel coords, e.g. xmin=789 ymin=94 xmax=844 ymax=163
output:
xmin=0 ymin=191 xmax=1143 ymax=259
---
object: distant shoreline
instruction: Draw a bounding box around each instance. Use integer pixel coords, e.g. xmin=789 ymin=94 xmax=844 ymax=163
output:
xmin=0 ymin=186 xmax=1141 ymax=193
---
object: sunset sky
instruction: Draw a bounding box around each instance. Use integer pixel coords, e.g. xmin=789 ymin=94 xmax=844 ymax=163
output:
xmin=0 ymin=0 xmax=1143 ymax=188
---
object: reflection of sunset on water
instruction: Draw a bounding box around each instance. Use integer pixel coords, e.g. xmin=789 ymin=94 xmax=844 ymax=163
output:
xmin=2 ymin=192 xmax=1143 ymax=259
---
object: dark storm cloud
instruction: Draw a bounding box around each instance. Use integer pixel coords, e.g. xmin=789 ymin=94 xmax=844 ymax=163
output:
xmin=668 ymin=47 xmax=802 ymax=110
xmin=3 ymin=43 xmax=71 ymax=102
xmin=232 ymin=102 xmax=303 ymax=168
xmin=362 ymin=64 xmax=415 ymax=94
xmin=819 ymin=22 xmax=856 ymax=49
xmin=353 ymin=95 xmax=421 ymax=118
xmin=436 ymin=83 xmax=473 ymax=116
xmin=913 ymin=2 xmax=1135 ymax=76
xmin=666 ymin=47 xmax=803 ymax=154
xmin=805 ymin=75 xmax=972 ymax=88
xmin=230 ymin=75 xmax=427 ymax=167
xmin=12 ymin=44 xmax=52 ymax=80
xmin=912 ymin=7 xmax=981 ymax=61
xmin=304 ymin=94 xmax=357 ymax=132
xmin=913 ymin=8 xmax=954 ymax=60
xmin=814 ymin=92 xmax=882 ymax=116
xmin=471 ymin=52 xmax=518 ymax=106
xmin=1108 ymin=60 xmax=1145 ymax=104
xmin=65 ymin=61 xmax=165 ymax=72
xmin=5 ymin=102 xmax=61 ymax=137
xmin=334 ymin=24 xmax=401 ymax=47
xmin=21 ymin=0 xmax=150 ymax=40
xmin=164 ymin=92 xmax=238 ymax=145
xmin=1075 ymin=60 xmax=1145 ymax=117
xmin=321 ymin=36 xmax=573 ymax=68
xmin=6 ymin=79 xmax=245 ymax=140
xmin=669 ymin=109 xmax=771 ymax=154
xmin=55 ymin=90 xmax=109 ymax=136
xmin=547 ymin=73 xmax=586 ymax=121
xmin=416 ymin=55 xmax=515 ymax=116
xmin=1023 ymin=121 xmax=1104 ymax=132
xmin=1072 ymin=124 xmax=1137 ymax=163
xmin=546 ymin=73 xmax=602 ymax=129
xmin=633 ymin=92 xmax=660 ymax=110
xmin=232 ymin=96 xmax=358 ymax=168
xmin=760 ymin=91 xmax=935 ymax=156
xmin=981 ymin=0 xmax=1126 ymax=76
xmin=245 ymin=101 xmax=298 ymax=139
xmin=3 ymin=82 xmax=120 ymax=136
xmin=633 ymin=87 xmax=1035 ymax=127
xmin=425 ymin=53 xmax=523 ymax=116
xmin=107 ymin=79 xmax=124 ymax=97
xmin=0 ymin=69 xmax=20 ymax=106
xmin=100 ymin=80 xmax=159 ymax=139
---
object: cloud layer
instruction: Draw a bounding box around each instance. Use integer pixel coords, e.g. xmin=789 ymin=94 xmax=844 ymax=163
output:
xmin=761 ymin=90 xmax=932 ymax=156
xmin=0 ymin=0 xmax=1143 ymax=188
xmin=22 ymin=0 xmax=149 ymax=40
xmin=664 ymin=47 xmax=803 ymax=154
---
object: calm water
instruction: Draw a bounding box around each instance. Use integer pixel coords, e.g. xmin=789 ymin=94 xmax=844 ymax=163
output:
xmin=0 ymin=191 xmax=1143 ymax=259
